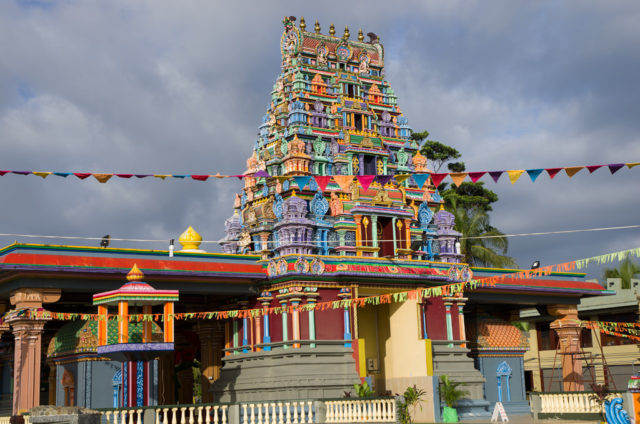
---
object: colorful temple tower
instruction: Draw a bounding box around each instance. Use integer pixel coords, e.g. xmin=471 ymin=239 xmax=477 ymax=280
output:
xmin=222 ymin=16 xmax=457 ymax=262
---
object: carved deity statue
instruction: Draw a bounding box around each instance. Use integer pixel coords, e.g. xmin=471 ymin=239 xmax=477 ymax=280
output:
xmin=330 ymin=192 xmax=344 ymax=216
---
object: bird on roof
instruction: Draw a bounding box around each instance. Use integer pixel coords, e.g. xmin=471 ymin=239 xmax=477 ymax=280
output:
xmin=367 ymin=32 xmax=379 ymax=43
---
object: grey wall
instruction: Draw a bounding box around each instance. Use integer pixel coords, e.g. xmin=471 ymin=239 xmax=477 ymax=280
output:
xmin=476 ymin=357 xmax=526 ymax=403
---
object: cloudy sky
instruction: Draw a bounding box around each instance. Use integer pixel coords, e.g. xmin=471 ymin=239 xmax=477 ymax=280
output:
xmin=1 ymin=0 xmax=639 ymax=280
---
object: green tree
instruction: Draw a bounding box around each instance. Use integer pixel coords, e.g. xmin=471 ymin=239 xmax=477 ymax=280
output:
xmin=411 ymin=131 xmax=461 ymax=174
xmin=602 ymin=256 xmax=640 ymax=289
xmin=450 ymin=199 xmax=517 ymax=268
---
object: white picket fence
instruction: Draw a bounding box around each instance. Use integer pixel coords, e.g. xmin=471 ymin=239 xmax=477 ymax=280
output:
xmin=102 ymin=405 xmax=229 ymax=424
xmin=325 ymin=399 xmax=396 ymax=423
xmin=538 ymin=392 xmax=624 ymax=414
xmin=240 ymin=401 xmax=314 ymax=424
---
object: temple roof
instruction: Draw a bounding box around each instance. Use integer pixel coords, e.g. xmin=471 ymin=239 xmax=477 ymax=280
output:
xmin=93 ymin=264 xmax=179 ymax=306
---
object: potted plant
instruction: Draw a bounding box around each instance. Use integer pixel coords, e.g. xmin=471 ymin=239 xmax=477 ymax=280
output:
xmin=396 ymin=384 xmax=427 ymax=424
xmin=354 ymin=381 xmax=375 ymax=397
xmin=439 ymin=375 xmax=468 ymax=423
xmin=589 ymin=383 xmax=610 ymax=423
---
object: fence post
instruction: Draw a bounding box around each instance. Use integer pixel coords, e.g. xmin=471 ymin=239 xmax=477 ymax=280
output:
xmin=227 ymin=405 xmax=240 ymax=424
xmin=313 ymin=401 xmax=325 ymax=423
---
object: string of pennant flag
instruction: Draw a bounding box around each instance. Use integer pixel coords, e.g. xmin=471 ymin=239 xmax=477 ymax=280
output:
xmin=2 ymin=246 xmax=638 ymax=324
xmin=0 ymin=161 xmax=638 ymax=189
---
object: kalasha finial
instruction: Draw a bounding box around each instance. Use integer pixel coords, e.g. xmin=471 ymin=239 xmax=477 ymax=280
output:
xmin=127 ymin=264 xmax=144 ymax=282
xmin=329 ymin=23 xmax=335 ymax=37
xmin=358 ymin=28 xmax=364 ymax=42
xmin=315 ymin=19 xmax=321 ymax=33
xmin=300 ymin=16 xmax=306 ymax=30
xmin=344 ymin=26 xmax=350 ymax=39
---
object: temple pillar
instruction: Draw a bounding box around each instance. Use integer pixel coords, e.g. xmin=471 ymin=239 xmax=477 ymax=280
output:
xmin=158 ymin=353 xmax=175 ymax=404
xmin=548 ymin=304 xmax=584 ymax=391
xmin=196 ymin=322 xmax=224 ymax=403
xmin=306 ymin=291 xmax=319 ymax=348
xmin=455 ymin=294 xmax=468 ymax=348
xmin=403 ymin=219 xmax=412 ymax=250
xmin=47 ymin=360 xmax=56 ymax=405
xmin=6 ymin=288 xmax=60 ymax=415
xmin=280 ymin=298 xmax=289 ymax=349
xmin=443 ymin=297 xmax=454 ymax=347
xmin=371 ymin=215 xmax=378 ymax=257
xmin=338 ymin=289 xmax=352 ymax=348
xmin=354 ymin=215 xmax=363 ymax=256
xmin=258 ymin=292 xmax=273 ymax=351
xmin=290 ymin=296 xmax=301 ymax=348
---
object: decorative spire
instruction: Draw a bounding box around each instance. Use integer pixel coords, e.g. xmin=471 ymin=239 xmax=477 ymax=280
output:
xmin=299 ymin=16 xmax=306 ymax=31
xmin=344 ymin=26 xmax=350 ymax=39
xmin=315 ymin=19 xmax=321 ymax=34
xmin=292 ymin=189 xmax=297 ymax=197
xmin=127 ymin=264 xmax=144 ymax=282
xmin=178 ymin=226 xmax=203 ymax=251
xmin=329 ymin=23 xmax=335 ymax=37
xmin=358 ymin=28 xmax=364 ymax=42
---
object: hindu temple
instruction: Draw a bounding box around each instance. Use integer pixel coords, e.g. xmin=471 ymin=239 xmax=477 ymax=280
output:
xmin=0 ymin=17 xmax=612 ymax=423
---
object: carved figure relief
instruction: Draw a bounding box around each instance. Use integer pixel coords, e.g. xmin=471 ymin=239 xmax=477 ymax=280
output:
xmin=330 ymin=192 xmax=344 ymax=216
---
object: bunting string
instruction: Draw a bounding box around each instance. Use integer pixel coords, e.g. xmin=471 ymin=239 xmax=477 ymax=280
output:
xmin=0 ymin=161 xmax=637 ymax=188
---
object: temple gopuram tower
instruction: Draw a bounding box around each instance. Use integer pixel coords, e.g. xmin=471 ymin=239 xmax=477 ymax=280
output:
xmin=222 ymin=16 xmax=457 ymax=262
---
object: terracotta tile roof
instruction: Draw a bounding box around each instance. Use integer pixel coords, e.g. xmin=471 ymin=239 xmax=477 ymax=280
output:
xmin=468 ymin=316 xmax=529 ymax=350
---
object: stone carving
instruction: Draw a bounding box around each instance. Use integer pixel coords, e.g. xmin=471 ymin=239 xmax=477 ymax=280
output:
xmin=371 ymin=189 xmax=392 ymax=207
xmin=310 ymin=192 xmax=329 ymax=219
xmin=330 ymin=192 xmax=344 ymax=216
xmin=418 ymin=202 xmax=434 ymax=229
xmin=273 ymin=193 xmax=284 ymax=220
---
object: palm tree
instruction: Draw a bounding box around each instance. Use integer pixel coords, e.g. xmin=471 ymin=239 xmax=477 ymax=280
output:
xmin=602 ymin=257 xmax=640 ymax=289
xmin=449 ymin=199 xmax=517 ymax=269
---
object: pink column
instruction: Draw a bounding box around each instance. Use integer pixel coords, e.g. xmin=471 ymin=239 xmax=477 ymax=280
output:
xmin=548 ymin=304 xmax=584 ymax=391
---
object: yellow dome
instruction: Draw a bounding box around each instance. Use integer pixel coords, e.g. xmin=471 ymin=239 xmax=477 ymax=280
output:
xmin=178 ymin=226 xmax=203 ymax=251
xmin=127 ymin=264 xmax=144 ymax=282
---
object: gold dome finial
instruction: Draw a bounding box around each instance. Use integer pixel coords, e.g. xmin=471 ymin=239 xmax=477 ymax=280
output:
xmin=127 ymin=264 xmax=144 ymax=282
xmin=315 ymin=19 xmax=321 ymax=33
xmin=300 ymin=16 xmax=306 ymax=30
xmin=358 ymin=28 xmax=364 ymax=42
xmin=178 ymin=226 xmax=203 ymax=251
xmin=329 ymin=23 xmax=335 ymax=37
xmin=292 ymin=189 xmax=297 ymax=197
xmin=344 ymin=26 xmax=350 ymax=39
xmin=439 ymin=203 xmax=445 ymax=211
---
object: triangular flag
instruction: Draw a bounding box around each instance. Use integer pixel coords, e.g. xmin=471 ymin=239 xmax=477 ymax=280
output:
xmin=0 ymin=171 xmax=9 ymax=176
xmin=154 ymin=174 xmax=170 ymax=180
xmin=333 ymin=175 xmax=354 ymax=192
xmin=213 ymin=173 xmax=225 ymax=179
xmin=254 ymin=170 xmax=270 ymax=178
xmin=191 ymin=175 xmax=209 ymax=181
xmin=526 ymin=169 xmax=543 ymax=182
xmin=275 ymin=176 xmax=290 ymax=183
xmin=293 ymin=176 xmax=311 ymax=189
xmin=413 ymin=174 xmax=430 ymax=189
xmin=135 ymin=174 xmax=151 ymax=178
xmin=488 ymin=171 xmax=503 ymax=183
xmin=586 ymin=165 xmax=603 ymax=173
xmin=545 ymin=168 xmax=563 ymax=179
xmin=173 ymin=175 xmax=187 ymax=179
xmin=626 ymin=162 xmax=640 ymax=169
xmin=394 ymin=174 xmax=411 ymax=185
xmin=74 ymin=173 xmax=92 ymax=180
xmin=12 ymin=171 xmax=30 ymax=175
xmin=53 ymin=172 xmax=70 ymax=178
xmin=92 ymin=173 xmax=113 ymax=183
xmin=507 ymin=170 xmax=525 ymax=184
xmin=116 ymin=174 xmax=134 ymax=178
xmin=32 ymin=172 xmax=51 ymax=179
xmin=314 ymin=176 xmax=332 ymax=192
xmin=375 ymin=175 xmax=393 ymax=186
xmin=468 ymin=172 xmax=486 ymax=183
xmin=430 ymin=173 xmax=448 ymax=187
xmin=357 ymin=175 xmax=376 ymax=191
xmin=564 ymin=166 xmax=583 ymax=177
xmin=449 ymin=172 xmax=468 ymax=187
xmin=608 ymin=163 xmax=624 ymax=174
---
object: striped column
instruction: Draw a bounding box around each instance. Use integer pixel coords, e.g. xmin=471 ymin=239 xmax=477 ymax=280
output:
xmin=306 ymin=291 xmax=319 ymax=348
xmin=444 ymin=298 xmax=454 ymax=348
xmin=280 ymin=298 xmax=289 ymax=349
xmin=119 ymin=301 xmax=129 ymax=343
xmin=290 ymin=296 xmax=302 ymax=348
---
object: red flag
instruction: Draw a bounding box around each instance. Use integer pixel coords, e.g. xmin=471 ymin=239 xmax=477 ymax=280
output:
xmin=314 ymin=176 xmax=332 ymax=192
xmin=357 ymin=175 xmax=376 ymax=191
xmin=545 ymin=168 xmax=563 ymax=179
xmin=191 ymin=175 xmax=209 ymax=181
xmin=115 ymin=174 xmax=134 ymax=178
xmin=430 ymin=173 xmax=448 ymax=187
xmin=73 ymin=173 xmax=92 ymax=180
xmin=468 ymin=172 xmax=486 ymax=183
xmin=586 ymin=165 xmax=603 ymax=173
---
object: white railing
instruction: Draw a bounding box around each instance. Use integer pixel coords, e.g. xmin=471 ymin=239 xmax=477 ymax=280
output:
xmin=538 ymin=392 xmax=624 ymax=414
xmin=240 ymin=401 xmax=314 ymax=424
xmin=325 ymin=399 xmax=396 ymax=423
xmin=101 ymin=405 xmax=229 ymax=424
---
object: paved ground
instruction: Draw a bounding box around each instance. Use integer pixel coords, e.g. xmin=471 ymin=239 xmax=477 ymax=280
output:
xmin=459 ymin=417 xmax=599 ymax=424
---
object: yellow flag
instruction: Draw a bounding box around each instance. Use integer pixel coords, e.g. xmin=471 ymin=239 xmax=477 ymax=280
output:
xmin=32 ymin=172 xmax=51 ymax=179
xmin=333 ymin=175 xmax=354 ymax=192
xmin=153 ymin=174 xmax=170 ymax=180
xmin=93 ymin=173 xmax=113 ymax=183
xmin=449 ymin=172 xmax=468 ymax=187
xmin=507 ymin=170 xmax=525 ymax=184
xmin=394 ymin=174 xmax=411 ymax=184
xmin=627 ymin=162 xmax=640 ymax=169
xmin=564 ymin=166 xmax=583 ymax=177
